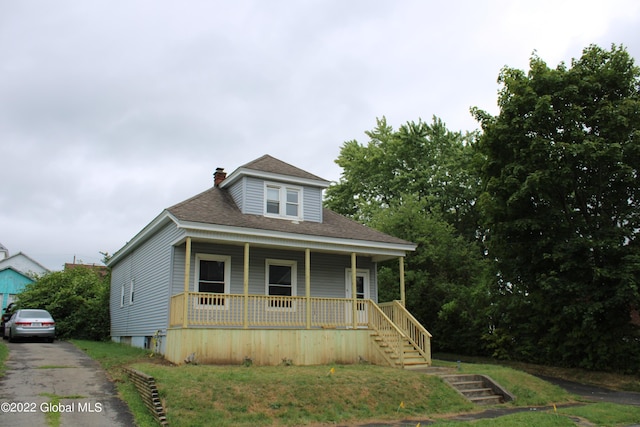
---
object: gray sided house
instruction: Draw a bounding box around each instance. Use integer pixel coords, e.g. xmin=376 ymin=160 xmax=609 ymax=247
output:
xmin=108 ymin=155 xmax=432 ymax=368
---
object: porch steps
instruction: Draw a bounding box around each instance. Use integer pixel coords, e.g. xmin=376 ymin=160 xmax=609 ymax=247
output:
xmin=441 ymin=374 xmax=514 ymax=405
xmin=370 ymin=333 xmax=430 ymax=369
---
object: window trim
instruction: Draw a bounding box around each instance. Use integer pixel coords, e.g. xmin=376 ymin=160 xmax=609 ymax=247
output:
xmin=263 ymin=182 xmax=303 ymax=220
xmin=120 ymin=284 xmax=125 ymax=307
xmin=129 ymin=279 xmax=135 ymax=305
xmin=265 ymin=258 xmax=297 ymax=310
xmin=194 ymin=254 xmax=231 ymax=308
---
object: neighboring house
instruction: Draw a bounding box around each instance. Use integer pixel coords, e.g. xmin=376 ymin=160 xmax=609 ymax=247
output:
xmin=0 ymin=267 xmax=35 ymax=312
xmin=0 ymin=248 xmax=50 ymax=311
xmin=108 ymin=155 xmax=431 ymax=368
xmin=0 ymin=242 xmax=8 ymax=260
xmin=64 ymin=262 xmax=109 ymax=277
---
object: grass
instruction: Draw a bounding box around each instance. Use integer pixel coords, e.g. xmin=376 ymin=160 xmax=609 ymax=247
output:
xmin=0 ymin=340 xmax=636 ymax=426
xmin=132 ymin=363 xmax=475 ymax=426
xmin=559 ymin=402 xmax=640 ymax=425
xmin=435 ymin=352 xmax=640 ymax=393
xmin=432 ymin=359 xmax=573 ymax=406
xmin=0 ymin=339 xmax=7 ymax=377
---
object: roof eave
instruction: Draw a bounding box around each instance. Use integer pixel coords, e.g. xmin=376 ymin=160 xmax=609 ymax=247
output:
xmin=107 ymin=211 xmax=179 ymax=267
xmin=174 ymin=220 xmax=416 ymax=260
xmin=220 ymin=168 xmax=330 ymax=189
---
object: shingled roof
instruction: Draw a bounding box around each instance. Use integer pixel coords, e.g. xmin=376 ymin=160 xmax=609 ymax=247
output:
xmin=167 ymin=186 xmax=411 ymax=246
xmin=238 ymin=154 xmax=329 ymax=183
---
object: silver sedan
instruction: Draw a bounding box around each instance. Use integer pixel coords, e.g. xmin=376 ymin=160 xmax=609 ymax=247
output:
xmin=4 ymin=309 xmax=56 ymax=343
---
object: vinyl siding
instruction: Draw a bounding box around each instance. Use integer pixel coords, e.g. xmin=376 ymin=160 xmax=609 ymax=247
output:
xmin=228 ymin=178 xmax=245 ymax=212
xmin=0 ymin=269 xmax=33 ymax=311
xmin=229 ymin=176 xmax=323 ymax=223
xmin=243 ymin=177 xmax=264 ymax=215
xmin=171 ymin=243 xmax=377 ymax=301
xmin=110 ymin=221 xmax=183 ymax=337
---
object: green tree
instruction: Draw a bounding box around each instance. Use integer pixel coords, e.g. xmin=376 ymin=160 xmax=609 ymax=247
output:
xmin=326 ymin=117 xmax=490 ymax=354
xmin=473 ymin=44 xmax=640 ymax=372
xmin=16 ymin=266 xmax=110 ymax=340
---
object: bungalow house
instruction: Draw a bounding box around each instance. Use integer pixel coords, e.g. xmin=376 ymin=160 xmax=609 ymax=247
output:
xmin=108 ymin=155 xmax=431 ymax=368
xmin=0 ymin=249 xmax=50 ymax=311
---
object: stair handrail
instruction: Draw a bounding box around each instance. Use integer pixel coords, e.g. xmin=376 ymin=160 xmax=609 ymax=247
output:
xmin=384 ymin=300 xmax=432 ymax=364
xmin=368 ymin=301 xmax=407 ymax=368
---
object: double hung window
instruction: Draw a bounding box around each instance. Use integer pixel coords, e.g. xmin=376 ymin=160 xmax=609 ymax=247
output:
xmin=266 ymin=259 xmax=296 ymax=308
xmin=265 ymin=183 xmax=302 ymax=219
xmin=196 ymin=254 xmax=230 ymax=306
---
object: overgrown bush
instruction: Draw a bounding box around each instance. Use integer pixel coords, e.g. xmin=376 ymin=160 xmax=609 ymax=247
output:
xmin=16 ymin=266 xmax=110 ymax=340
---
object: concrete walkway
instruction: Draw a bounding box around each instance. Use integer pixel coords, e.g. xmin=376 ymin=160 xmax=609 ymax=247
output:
xmin=0 ymin=340 xmax=135 ymax=426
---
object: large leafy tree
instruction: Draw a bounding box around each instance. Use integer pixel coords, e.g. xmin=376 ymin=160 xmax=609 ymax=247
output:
xmin=326 ymin=117 xmax=490 ymax=354
xmin=473 ymin=44 xmax=640 ymax=371
xmin=17 ymin=265 xmax=110 ymax=340
xmin=326 ymin=116 xmax=481 ymax=239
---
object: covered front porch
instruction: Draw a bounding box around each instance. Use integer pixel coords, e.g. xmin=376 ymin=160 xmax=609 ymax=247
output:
xmin=164 ymin=238 xmax=431 ymax=368
xmin=167 ymin=292 xmax=431 ymax=368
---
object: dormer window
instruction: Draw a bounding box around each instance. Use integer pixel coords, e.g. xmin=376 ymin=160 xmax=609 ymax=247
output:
xmin=265 ymin=183 xmax=302 ymax=220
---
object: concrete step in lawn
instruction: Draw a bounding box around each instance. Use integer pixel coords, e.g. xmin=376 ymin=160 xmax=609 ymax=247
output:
xmin=442 ymin=374 xmax=515 ymax=406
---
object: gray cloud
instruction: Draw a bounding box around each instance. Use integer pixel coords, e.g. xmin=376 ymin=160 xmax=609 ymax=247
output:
xmin=1 ymin=0 xmax=638 ymax=270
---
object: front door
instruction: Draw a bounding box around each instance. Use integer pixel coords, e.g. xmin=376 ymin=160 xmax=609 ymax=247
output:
xmin=345 ymin=269 xmax=370 ymax=326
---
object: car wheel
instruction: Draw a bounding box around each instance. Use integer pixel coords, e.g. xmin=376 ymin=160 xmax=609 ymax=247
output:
xmin=8 ymin=331 xmax=15 ymax=343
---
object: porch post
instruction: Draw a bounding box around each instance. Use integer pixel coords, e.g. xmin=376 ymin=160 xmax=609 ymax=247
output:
xmin=305 ymin=248 xmax=311 ymax=329
xmin=182 ymin=237 xmax=191 ymax=328
xmin=351 ymin=252 xmax=357 ymax=329
xmin=399 ymin=256 xmax=406 ymax=307
xmin=243 ymin=243 xmax=250 ymax=329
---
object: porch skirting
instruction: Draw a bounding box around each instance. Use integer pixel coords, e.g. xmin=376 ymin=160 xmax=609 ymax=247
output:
xmin=165 ymin=327 xmax=387 ymax=366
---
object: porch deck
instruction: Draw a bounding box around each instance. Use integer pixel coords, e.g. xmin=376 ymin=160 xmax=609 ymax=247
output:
xmin=167 ymin=292 xmax=432 ymax=368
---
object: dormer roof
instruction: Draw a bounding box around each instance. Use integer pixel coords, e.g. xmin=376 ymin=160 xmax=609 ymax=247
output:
xmin=220 ymin=154 xmax=330 ymax=189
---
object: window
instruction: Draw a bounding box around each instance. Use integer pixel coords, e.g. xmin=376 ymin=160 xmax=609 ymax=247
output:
xmin=264 ymin=183 xmax=302 ymax=219
xmin=121 ymin=284 xmax=125 ymax=307
xmin=196 ymin=254 xmax=230 ymax=305
xmin=129 ymin=279 xmax=135 ymax=305
xmin=266 ymin=259 xmax=296 ymax=308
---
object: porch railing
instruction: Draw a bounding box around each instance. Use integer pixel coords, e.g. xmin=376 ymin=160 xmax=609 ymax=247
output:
xmin=169 ymin=292 xmax=370 ymax=329
xmin=379 ymin=300 xmax=432 ymax=363
xmin=367 ymin=302 xmax=406 ymax=367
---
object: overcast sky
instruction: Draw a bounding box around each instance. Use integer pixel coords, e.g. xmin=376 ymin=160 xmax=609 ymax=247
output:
xmin=2 ymin=1 xmax=639 ymax=271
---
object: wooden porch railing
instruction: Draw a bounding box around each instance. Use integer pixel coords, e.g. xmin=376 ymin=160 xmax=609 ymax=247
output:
xmin=379 ymin=300 xmax=432 ymax=364
xmin=169 ymin=292 xmax=370 ymax=329
xmin=367 ymin=302 xmax=406 ymax=367
xmin=168 ymin=293 xmax=430 ymax=368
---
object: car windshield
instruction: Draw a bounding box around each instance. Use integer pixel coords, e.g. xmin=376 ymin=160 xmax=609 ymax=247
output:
xmin=19 ymin=310 xmax=52 ymax=319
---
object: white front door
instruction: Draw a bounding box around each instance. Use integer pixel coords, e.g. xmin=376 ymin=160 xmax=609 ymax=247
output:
xmin=345 ymin=269 xmax=370 ymax=325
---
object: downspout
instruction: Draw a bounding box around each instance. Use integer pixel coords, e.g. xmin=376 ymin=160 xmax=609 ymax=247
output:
xmin=305 ymin=248 xmax=311 ymax=329
xmin=243 ymin=243 xmax=250 ymax=329
xmin=351 ymin=252 xmax=357 ymax=329
xmin=182 ymin=237 xmax=191 ymax=328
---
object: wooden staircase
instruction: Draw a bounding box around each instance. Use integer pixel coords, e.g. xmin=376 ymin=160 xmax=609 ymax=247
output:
xmin=370 ymin=332 xmax=431 ymax=369
xmin=441 ymin=374 xmax=514 ymax=405
xmin=369 ymin=300 xmax=432 ymax=369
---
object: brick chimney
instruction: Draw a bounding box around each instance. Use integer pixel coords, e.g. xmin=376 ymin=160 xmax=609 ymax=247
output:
xmin=214 ymin=167 xmax=227 ymax=186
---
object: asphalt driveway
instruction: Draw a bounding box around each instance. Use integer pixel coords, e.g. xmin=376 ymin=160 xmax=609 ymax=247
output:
xmin=0 ymin=340 xmax=135 ymax=427
xmin=536 ymin=374 xmax=640 ymax=406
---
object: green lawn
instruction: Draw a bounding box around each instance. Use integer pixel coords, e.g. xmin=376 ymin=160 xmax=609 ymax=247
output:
xmin=1 ymin=340 xmax=637 ymax=427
